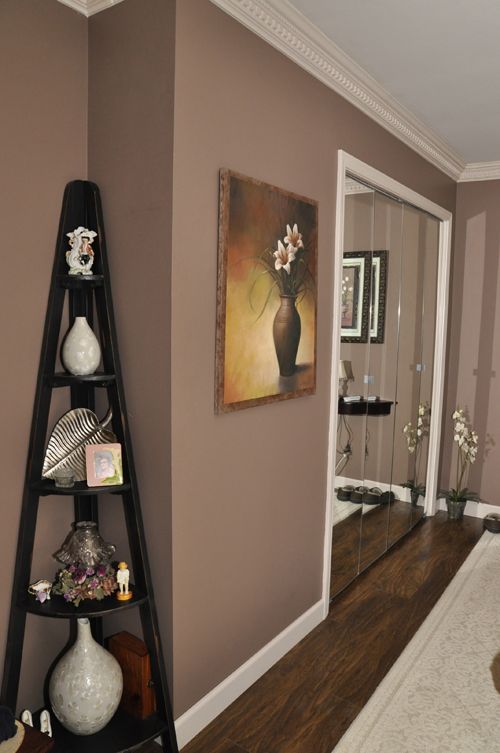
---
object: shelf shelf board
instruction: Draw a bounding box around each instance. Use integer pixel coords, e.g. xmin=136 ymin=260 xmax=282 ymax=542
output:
xmin=32 ymin=480 xmax=130 ymax=496
xmin=33 ymin=708 xmax=166 ymax=753
xmin=49 ymin=372 xmax=116 ymax=387
xmin=20 ymin=586 xmax=146 ymax=618
xmin=338 ymin=398 xmax=394 ymax=416
xmin=57 ymin=274 xmax=104 ymax=289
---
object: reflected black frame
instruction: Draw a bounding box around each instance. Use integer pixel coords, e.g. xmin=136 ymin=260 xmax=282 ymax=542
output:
xmin=341 ymin=250 xmax=387 ymax=344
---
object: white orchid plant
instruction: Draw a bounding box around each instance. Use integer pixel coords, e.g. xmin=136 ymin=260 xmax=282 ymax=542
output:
xmin=444 ymin=408 xmax=479 ymax=504
xmin=401 ymin=402 xmax=431 ymax=499
xmin=250 ymin=223 xmax=314 ymax=317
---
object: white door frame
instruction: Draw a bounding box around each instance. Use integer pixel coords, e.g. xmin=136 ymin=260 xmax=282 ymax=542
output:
xmin=322 ymin=150 xmax=453 ymax=617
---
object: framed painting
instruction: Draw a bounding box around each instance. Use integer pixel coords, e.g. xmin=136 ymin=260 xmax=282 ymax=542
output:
xmin=215 ymin=169 xmax=318 ymax=413
xmin=341 ymin=250 xmax=387 ymax=344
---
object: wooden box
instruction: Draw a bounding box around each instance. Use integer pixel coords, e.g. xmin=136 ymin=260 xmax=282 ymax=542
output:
xmin=108 ymin=631 xmax=156 ymax=719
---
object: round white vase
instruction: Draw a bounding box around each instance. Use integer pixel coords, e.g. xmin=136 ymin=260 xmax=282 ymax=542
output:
xmin=49 ymin=618 xmax=123 ymax=735
xmin=61 ymin=317 xmax=101 ymax=376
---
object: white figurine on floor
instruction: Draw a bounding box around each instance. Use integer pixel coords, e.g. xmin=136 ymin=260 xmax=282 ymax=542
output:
xmin=116 ymin=561 xmax=133 ymax=601
xmin=66 ymin=226 xmax=97 ymax=275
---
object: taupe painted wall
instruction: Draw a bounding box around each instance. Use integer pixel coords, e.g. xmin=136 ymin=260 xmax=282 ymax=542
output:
xmin=0 ymin=0 xmax=461 ymax=724
xmin=0 ymin=0 xmax=88 ymax=709
xmin=443 ymin=180 xmax=500 ymax=504
xmin=87 ymin=0 xmax=176 ymax=689
xmin=171 ymin=0 xmax=456 ymax=715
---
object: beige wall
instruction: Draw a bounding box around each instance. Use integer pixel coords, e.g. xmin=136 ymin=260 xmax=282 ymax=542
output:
xmin=0 ymin=0 xmax=88 ymax=710
xmin=87 ymin=0 xmax=176 ymax=689
xmin=171 ymin=0 xmax=456 ymax=715
xmin=0 ymin=0 xmax=462 ymax=724
xmin=443 ymin=180 xmax=500 ymax=504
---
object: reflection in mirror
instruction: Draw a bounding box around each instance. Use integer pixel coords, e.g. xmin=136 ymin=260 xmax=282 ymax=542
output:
xmin=330 ymin=178 xmax=373 ymax=599
xmin=359 ymin=190 xmax=401 ymax=571
xmin=389 ymin=207 xmax=439 ymax=545
xmin=330 ymin=174 xmax=442 ymax=600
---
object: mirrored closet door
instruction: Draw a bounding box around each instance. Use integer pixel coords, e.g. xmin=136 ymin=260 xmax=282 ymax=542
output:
xmin=329 ymin=160 xmax=446 ymax=601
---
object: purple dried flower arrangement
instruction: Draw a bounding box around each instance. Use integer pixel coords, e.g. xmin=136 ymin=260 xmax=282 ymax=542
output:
xmin=52 ymin=562 xmax=118 ymax=606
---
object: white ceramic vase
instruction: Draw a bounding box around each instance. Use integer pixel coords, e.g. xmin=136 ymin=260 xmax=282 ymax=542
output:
xmin=49 ymin=618 xmax=123 ymax=735
xmin=61 ymin=317 xmax=101 ymax=376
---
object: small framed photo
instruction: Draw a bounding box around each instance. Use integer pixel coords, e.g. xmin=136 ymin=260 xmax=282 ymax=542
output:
xmin=85 ymin=443 xmax=123 ymax=487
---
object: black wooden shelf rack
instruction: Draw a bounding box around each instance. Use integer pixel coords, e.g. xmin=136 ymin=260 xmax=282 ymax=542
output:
xmin=0 ymin=181 xmax=179 ymax=753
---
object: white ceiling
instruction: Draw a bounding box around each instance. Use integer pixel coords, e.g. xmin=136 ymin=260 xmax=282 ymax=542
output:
xmin=288 ymin=0 xmax=500 ymax=164
xmin=58 ymin=0 xmax=500 ymax=180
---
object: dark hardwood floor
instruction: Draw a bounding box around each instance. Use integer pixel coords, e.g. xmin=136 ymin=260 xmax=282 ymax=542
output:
xmin=330 ymin=499 xmax=424 ymax=597
xmin=175 ymin=512 xmax=484 ymax=753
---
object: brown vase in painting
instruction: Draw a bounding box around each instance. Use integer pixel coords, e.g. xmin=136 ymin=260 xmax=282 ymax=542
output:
xmin=273 ymin=295 xmax=301 ymax=377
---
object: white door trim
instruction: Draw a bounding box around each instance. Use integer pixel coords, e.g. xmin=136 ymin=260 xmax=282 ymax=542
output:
xmin=322 ymin=151 xmax=453 ymax=617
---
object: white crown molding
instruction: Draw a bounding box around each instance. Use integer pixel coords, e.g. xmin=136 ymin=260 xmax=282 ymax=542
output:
xmin=459 ymin=161 xmax=500 ymax=183
xmin=57 ymin=0 xmax=125 ymax=17
xmin=209 ymin=0 xmax=467 ymax=181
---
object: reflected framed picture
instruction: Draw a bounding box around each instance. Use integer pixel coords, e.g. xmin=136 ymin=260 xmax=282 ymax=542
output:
xmin=85 ymin=443 xmax=123 ymax=487
xmin=215 ymin=169 xmax=318 ymax=413
xmin=341 ymin=250 xmax=387 ymax=344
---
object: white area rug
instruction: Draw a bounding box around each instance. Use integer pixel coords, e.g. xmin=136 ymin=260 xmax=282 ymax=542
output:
xmin=333 ymin=531 xmax=500 ymax=753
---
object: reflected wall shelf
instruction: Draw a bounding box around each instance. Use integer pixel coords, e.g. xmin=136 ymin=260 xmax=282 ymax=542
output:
xmin=338 ymin=398 xmax=393 ymax=416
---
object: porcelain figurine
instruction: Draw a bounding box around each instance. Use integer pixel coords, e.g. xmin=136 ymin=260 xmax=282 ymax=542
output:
xmin=116 ymin=561 xmax=132 ymax=601
xmin=66 ymin=226 xmax=97 ymax=275
xmin=27 ymin=579 xmax=52 ymax=604
xmin=39 ymin=710 xmax=52 ymax=738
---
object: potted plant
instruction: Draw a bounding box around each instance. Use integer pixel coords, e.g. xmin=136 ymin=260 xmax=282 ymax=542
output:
xmin=441 ymin=408 xmax=479 ymax=520
xmin=402 ymin=402 xmax=430 ymax=506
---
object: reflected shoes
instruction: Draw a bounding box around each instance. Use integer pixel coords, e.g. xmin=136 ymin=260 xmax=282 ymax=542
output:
xmin=336 ymin=486 xmax=396 ymax=505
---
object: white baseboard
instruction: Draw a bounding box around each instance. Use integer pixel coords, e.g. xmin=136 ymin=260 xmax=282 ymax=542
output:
xmin=174 ymin=599 xmax=324 ymax=748
xmin=436 ymin=497 xmax=499 ymax=519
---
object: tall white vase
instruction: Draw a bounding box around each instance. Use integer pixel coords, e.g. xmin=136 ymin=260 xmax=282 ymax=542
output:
xmin=61 ymin=317 xmax=101 ymax=376
xmin=49 ymin=618 xmax=123 ymax=735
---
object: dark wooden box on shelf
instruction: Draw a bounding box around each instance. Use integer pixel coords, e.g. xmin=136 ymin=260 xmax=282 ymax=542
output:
xmin=108 ymin=631 xmax=156 ymax=720
xmin=0 ymin=181 xmax=178 ymax=753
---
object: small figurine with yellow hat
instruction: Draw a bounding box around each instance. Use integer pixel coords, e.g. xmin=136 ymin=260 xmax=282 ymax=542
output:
xmin=116 ymin=561 xmax=133 ymax=601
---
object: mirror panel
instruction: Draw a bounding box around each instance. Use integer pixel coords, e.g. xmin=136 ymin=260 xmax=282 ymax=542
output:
xmin=329 ymin=178 xmax=373 ymax=598
xmin=330 ymin=173 xmax=442 ymax=600
xmin=359 ymin=190 xmax=403 ymax=571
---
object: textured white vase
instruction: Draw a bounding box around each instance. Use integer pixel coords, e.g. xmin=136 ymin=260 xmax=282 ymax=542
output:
xmin=49 ymin=618 xmax=123 ymax=735
xmin=61 ymin=317 xmax=101 ymax=376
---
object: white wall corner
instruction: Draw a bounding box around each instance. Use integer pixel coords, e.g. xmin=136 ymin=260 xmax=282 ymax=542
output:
xmin=57 ymin=0 xmax=126 ymax=17
xmin=174 ymin=599 xmax=324 ymax=748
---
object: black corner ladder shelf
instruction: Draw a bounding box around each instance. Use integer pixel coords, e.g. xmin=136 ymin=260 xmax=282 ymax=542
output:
xmin=0 ymin=181 xmax=179 ymax=753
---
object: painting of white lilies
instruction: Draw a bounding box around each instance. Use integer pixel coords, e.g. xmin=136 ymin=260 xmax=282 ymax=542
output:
xmin=216 ymin=169 xmax=318 ymax=413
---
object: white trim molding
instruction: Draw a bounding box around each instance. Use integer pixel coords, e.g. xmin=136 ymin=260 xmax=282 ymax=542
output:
xmin=459 ymin=161 xmax=500 ymax=183
xmin=57 ymin=0 xmax=125 ymax=17
xmin=174 ymin=599 xmax=323 ymax=748
xmin=209 ymin=0 xmax=465 ymax=181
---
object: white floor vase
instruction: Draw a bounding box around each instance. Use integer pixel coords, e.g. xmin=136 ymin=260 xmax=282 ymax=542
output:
xmin=49 ymin=617 xmax=123 ymax=735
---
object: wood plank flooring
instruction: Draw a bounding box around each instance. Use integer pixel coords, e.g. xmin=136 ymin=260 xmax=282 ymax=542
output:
xmin=176 ymin=512 xmax=484 ymax=753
